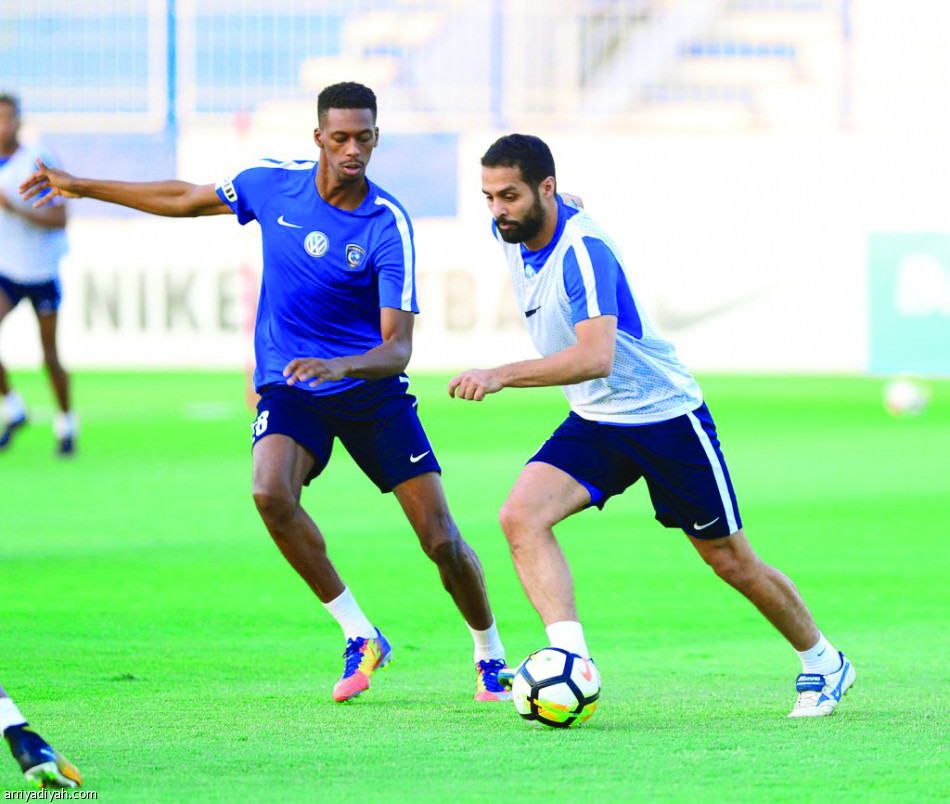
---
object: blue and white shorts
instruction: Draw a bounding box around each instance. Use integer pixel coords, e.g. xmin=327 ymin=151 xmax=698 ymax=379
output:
xmin=251 ymin=376 xmax=441 ymax=493
xmin=0 ymin=275 xmax=62 ymax=316
xmin=529 ymin=403 xmax=742 ymax=539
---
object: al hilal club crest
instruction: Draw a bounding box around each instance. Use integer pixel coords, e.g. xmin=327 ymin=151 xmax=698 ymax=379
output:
xmin=305 ymin=231 xmax=329 ymax=257
xmin=346 ymin=244 xmax=366 ymax=269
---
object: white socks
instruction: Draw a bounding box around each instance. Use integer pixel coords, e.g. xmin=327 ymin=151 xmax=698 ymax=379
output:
xmin=0 ymin=697 xmax=27 ymax=734
xmin=468 ymin=618 xmax=505 ymax=662
xmin=323 ymin=587 xmax=376 ymax=641
xmin=545 ymin=620 xmax=591 ymax=660
xmin=3 ymin=391 xmax=25 ymax=424
xmin=797 ymin=632 xmax=841 ymax=675
xmin=54 ymin=411 xmax=79 ymax=439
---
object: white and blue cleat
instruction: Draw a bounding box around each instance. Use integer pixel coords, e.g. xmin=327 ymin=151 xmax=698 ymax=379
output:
xmin=788 ymin=652 xmax=855 ymax=718
xmin=0 ymin=414 xmax=27 ymax=450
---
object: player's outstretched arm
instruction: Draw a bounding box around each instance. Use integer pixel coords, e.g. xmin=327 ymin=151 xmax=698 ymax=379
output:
xmin=19 ymin=159 xmax=230 ymax=218
xmin=284 ymin=307 xmax=414 ymax=387
xmin=449 ymin=315 xmax=616 ymax=401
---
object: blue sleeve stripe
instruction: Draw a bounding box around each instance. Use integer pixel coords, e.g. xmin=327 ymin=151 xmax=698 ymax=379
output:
xmin=569 ymin=235 xmax=602 ymax=318
xmin=374 ymin=196 xmax=415 ymax=311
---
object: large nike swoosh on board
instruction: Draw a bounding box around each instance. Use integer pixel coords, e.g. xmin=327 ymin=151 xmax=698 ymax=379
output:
xmin=652 ymin=288 xmax=770 ymax=332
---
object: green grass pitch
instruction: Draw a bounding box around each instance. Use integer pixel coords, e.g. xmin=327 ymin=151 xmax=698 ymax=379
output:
xmin=1 ymin=371 xmax=948 ymax=802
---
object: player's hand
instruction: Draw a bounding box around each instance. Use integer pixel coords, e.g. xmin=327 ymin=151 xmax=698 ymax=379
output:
xmin=448 ymin=368 xmax=503 ymax=401
xmin=19 ymin=158 xmax=82 ymax=206
xmin=283 ymin=357 xmax=350 ymax=387
xmin=0 ymin=190 xmax=11 ymax=210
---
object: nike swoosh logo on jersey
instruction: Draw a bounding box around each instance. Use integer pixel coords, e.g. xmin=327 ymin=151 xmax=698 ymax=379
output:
xmin=277 ymin=216 xmax=302 ymax=228
xmin=525 ymin=307 xmax=542 ymax=318
xmin=410 ymin=451 xmax=431 ymax=463
xmin=693 ymin=517 xmax=720 ymax=531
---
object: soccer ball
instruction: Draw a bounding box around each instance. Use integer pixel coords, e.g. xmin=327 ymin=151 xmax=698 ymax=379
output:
xmin=512 ymin=647 xmax=600 ymax=728
xmin=883 ymin=378 xmax=930 ymax=416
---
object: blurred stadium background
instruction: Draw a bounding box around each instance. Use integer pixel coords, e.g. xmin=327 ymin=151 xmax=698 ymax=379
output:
xmin=2 ymin=0 xmax=949 ymax=378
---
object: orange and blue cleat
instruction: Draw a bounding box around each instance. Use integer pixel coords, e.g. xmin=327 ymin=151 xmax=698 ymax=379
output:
xmin=475 ymin=659 xmax=512 ymax=702
xmin=5 ymin=724 xmax=82 ymax=789
xmin=332 ymin=628 xmax=393 ymax=702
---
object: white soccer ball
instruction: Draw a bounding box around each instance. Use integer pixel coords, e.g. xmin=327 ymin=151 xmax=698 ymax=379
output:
xmin=512 ymin=647 xmax=601 ymax=728
xmin=883 ymin=378 xmax=930 ymax=417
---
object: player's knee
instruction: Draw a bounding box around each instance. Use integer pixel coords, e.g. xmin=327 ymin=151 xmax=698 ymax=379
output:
xmin=704 ymin=548 xmax=759 ymax=591
xmin=252 ymin=484 xmax=297 ymax=529
xmin=424 ymin=535 xmax=464 ymax=567
xmin=499 ymin=499 xmax=537 ymax=542
xmin=41 ymin=347 xmax=61 ymax=371
xmin=417 ymin=510 xmax=461 ymax=561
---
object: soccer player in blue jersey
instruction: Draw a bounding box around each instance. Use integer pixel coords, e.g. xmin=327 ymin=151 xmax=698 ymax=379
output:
xmin=21 ymin=83 xmax=510 ymax=704
xmin=1 ymin=684 xmax=82 ymax=788
xmin=449 ymin=134 xmax=855 ymax=718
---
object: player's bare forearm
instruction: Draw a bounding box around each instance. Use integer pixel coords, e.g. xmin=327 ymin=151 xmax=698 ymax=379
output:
xmin=283 ymin=342 xmax=410 ymax=387
xmin=339 ymin=338 xmax=412 ymax=379
xmin=60 ymin=178 xmax=226 ymax=217
xmin=20 ymin=160 xmax=228 ymax=217
xmin=2 ymin=199 xmax=65 ymax=229
xmin=449 ymin=347 xmax=608 ymax=402
xmin=500 ymin=344 xmax=612 ymax=387
xmin=449 ymin=316 xmax=616 ymax=401
xmin=284 ymin=307 xmax=414 ymax=387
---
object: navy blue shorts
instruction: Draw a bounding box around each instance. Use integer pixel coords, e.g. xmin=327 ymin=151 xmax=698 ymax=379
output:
xmin=251 ymin=376 xmax=441 ymax=493
xmin=529 ymin=403 xmax=742 ymax=539
xmin=0 ymin=275 xmax=62 ymax=316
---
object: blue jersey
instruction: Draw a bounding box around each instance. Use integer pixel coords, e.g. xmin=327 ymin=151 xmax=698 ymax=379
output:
xmin=215 ymin=159 xmax=418 ymax=395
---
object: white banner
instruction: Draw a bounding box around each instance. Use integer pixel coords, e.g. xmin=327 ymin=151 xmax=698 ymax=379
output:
xmin=4 ymin=132 xmax=948 ymax=374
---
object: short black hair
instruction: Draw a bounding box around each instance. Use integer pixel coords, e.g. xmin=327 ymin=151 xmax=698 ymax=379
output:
xmin=0 ymin=93 xmax=20 ymax=117
xmin=317 ymin=82 xmax=377 ymax=124
xmin=481 ymin=134 xmax=556 ymax=188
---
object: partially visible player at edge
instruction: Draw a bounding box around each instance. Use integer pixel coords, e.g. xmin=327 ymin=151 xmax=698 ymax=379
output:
xmin=22 ymin=83 xmax=511 ymax=703
xmin=0 ymin=93 xmax=77 ymax=455
xmin=1 ymin=685 xmax=82 ymax=788
xmin=449 ymin=134 xmax=855 ymax=718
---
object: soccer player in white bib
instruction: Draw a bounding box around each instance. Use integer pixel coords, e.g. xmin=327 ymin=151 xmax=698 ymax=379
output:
xmin=21 ymin=83 xmax=511 ymax=704
xmin=0 ymin=93 xmax=77 ymax=454
xmin=449 ymin=134 xmax=855 ymax=718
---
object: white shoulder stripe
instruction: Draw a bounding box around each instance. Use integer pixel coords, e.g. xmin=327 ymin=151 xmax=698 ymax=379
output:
xmin=249 ymin=159 xmax=315 ymax=171
xmin=568 ymin=231 xmax=601 ymax=318
xmin=374 ymin=196 xmax=414 ymax=310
